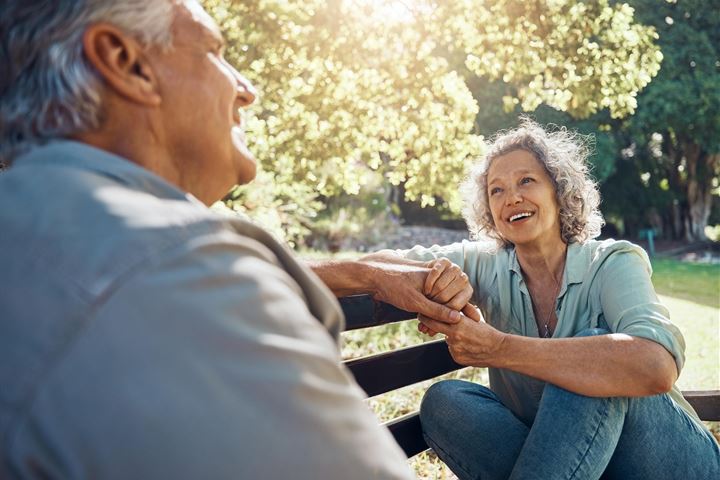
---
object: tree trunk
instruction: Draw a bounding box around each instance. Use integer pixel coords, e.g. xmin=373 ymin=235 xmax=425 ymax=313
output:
xmin=664 ymin=136 xmax=685 ymax=240
xmin=682 ymin=146 xmax=718 ymax=242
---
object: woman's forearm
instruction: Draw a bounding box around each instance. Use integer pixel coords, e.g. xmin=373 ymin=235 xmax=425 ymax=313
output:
xmin=495 ymin=334 xmax=678 ymax=397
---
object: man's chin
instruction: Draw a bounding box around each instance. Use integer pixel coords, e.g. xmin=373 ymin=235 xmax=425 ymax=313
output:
xmin=237 ymin=161 xmax=257 ymax=185
xmin=231 ymin=133 xmax=257 ymax=184
xmin=234 ymin=149 xmax=257 ymax=185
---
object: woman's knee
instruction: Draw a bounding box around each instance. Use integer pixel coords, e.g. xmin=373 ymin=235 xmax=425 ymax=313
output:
xmin=420 ymin=380 xmax=496 ymax=425
xmin=540 ymin=381 xmax=627 ymax=420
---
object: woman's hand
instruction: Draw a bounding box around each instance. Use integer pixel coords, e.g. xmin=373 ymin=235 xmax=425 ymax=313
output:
xmin=419 ymin=304 xmax=507 ymax=368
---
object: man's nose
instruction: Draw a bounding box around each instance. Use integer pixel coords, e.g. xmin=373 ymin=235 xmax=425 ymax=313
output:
xmin=235 ymin=71 xmax=257 ymax=107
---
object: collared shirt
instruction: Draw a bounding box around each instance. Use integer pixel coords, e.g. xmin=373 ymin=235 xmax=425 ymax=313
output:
xmin=402 ymin=240 xmax=699 ymax=425
xmin=0 ymin=141 xmax=413 ymax=479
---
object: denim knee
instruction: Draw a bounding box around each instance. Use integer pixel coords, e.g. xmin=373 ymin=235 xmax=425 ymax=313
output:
xmin=421 ymin=380 xmax=462 ymax=424
xmin=420 ymin=380 xmax=496 ymax=426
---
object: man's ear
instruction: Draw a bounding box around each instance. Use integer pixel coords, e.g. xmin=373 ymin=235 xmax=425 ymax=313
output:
xmin=82 ymin=23 xmax=162 ymax=107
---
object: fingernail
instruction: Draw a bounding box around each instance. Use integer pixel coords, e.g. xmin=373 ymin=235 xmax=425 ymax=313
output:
xmin=450 ymin=310 xmax=461 ymax=322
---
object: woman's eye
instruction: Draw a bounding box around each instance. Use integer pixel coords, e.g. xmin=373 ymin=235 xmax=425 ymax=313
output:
xmin=520 ymin=177 xmax=534 ymax=185
xmin=490 ymin=187 xmax=502 ymax=195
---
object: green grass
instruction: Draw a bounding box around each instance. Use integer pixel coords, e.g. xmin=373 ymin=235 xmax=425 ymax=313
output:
xmin=661 ymin=294 xmax=720 ymax=390
xmin=649 ymin=257 xmax=719 ymax=390
xmin=340 ymin=256 xmax=720 ymax=478
xmin=651 ymin=257 xmax=720 ymax=308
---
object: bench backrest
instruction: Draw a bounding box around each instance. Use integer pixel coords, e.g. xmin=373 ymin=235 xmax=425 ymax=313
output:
xmin=339 ymin=295 xmax=720 ymax=457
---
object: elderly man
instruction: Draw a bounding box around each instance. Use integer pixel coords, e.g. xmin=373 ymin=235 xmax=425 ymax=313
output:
xmin=0 ymin=1 xmax=463 ymax=478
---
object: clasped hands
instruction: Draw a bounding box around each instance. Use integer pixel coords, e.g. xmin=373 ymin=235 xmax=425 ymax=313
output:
xmin=367 ymin=256 xmax=505 ymax=367
xmin=417 ymin=259 xmax=505 ymax=368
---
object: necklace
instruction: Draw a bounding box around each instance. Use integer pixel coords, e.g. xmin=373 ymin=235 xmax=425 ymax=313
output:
xmin=531 ymin=258 xmax=565 ymax=338
xmin=538 ymin=280 xmax=561 ymax=338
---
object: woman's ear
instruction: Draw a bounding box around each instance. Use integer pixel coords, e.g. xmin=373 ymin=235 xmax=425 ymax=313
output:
xmin=82 ymin=23 xmax=161 ymax=107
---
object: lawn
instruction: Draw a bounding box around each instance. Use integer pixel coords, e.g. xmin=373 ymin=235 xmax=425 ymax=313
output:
xmin=651 ymin=257 xmax=720 ymax=308
xmin=340 ymin=256 xmax=720 ymax=478
xmin=650 ymin=257 xmax=719 ymax=390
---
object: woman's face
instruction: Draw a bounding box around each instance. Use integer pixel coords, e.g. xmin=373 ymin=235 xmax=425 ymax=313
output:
xmin=486 ymin=149 xmax=563 ymax=248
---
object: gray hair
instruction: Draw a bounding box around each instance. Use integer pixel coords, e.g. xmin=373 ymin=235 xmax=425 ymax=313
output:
xmin=461 ymin=118 xmax=604 ymax=246
xmin=0 ymin=0 xmax=175 ymax=166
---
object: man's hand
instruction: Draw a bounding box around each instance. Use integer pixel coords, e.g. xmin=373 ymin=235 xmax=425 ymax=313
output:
xmin=419 ymin=304 xmax=507 ymax=368
xmin=366 ymin=261 xmax=462 ymax=325
xmin=417 ymin=258 xmax=473 ymax=337
xmin=423 ymin=258 xmax=473 ymax=311
xmin=306 ymin=255 xmax=469 ymax=326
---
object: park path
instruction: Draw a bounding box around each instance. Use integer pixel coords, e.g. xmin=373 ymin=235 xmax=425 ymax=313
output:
xmin=364 ymin=226 xmax=470 ymax=251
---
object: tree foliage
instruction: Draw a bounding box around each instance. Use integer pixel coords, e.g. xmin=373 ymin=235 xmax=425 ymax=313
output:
xmin=204 ymin=0 xmax=662 ymax=244
xmin=621 ymin=0 xmax=720 ymax=240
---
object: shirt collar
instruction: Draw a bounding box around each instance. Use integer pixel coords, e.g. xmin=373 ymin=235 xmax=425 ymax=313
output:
xmin=14 ymin=140 xmax=202 ymax=205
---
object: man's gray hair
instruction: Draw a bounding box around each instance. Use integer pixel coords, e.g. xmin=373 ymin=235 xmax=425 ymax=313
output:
xmin=461 ymin=117 xmax=605 ymax=246
xmin=0 ymin=0 xmax=175 ymax=166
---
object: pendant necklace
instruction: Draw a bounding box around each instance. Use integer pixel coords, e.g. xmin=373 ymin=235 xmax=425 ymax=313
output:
xmin=535 ymin=258 xmax=565 ymax=339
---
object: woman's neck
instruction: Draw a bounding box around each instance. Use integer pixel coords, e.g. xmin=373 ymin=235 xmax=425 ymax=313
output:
xmin=515 ymin=240 xmax=568 ymax=285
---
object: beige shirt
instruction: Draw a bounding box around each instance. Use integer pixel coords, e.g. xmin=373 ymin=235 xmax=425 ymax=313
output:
xmin=0 ymin=142 xmax=413 ymax=479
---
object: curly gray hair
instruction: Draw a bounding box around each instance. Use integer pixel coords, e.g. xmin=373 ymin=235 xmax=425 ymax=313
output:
xmin=0 ymin=0 xmax=175 ymax=166
xmin=461 ymin=118 xmax=604 ymax=246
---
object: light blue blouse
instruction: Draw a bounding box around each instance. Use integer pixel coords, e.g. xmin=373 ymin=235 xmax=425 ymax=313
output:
xmin=402 ymin=239 xmax=699 ymax=425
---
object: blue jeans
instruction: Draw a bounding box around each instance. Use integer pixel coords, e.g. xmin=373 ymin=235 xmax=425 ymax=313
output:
xmin=420 ymin=329 xmax=720 ymax=480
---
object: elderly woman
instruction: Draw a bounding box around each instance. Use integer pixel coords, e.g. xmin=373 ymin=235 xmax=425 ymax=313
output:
xmin=313 ymin=119 xmax=719 ymax=479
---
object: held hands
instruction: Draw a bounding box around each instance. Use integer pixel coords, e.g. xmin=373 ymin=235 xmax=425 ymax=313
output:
xmin=413 ymin=259 xmax=505 ymax=367
xmin=418 ymin=258 xmax=473 ymax=336
xmin=423 ymin=258 xmax=473 ymax=311
xmin=363 ymin=256 xmax=473 ymax=331
xmin=366 ymin=261 xmax=463 ymax=325
xmin=420 ymin=304 xmax=506 ymax=368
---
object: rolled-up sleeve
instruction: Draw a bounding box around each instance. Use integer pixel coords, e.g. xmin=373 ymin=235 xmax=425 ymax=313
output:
xmin=597 ymin=249 xmax=686 ymax=374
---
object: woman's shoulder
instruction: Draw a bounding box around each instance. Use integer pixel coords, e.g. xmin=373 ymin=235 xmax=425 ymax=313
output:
xmin=588 ymin=238 xmax=649 ymax=260
xmin=573 ymin=238 xmax=652 ymax=277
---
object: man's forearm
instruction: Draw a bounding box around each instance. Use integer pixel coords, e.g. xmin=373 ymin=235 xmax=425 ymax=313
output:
xmin=307 ymin=257 xmax=463 ymax=324
xmin=306 ymin=251 xmax=428 ymax=297
xmin=306 ymin=259 xmax=379 ymax=297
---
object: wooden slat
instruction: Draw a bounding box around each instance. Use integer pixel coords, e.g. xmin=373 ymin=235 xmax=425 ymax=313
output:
xmin=384 ymin=412 xmax=427 ymax=457
xmin=344 ymin=340 xmax=463 ymax=397
xmin=339 ymin=295 xmax=416 ymax=331
xmin=684 ymin=390 xmax=720 ymax=421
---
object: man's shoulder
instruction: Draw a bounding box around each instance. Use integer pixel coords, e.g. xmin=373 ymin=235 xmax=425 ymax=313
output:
xmin=0 ymin=142 xmax=263 ymax=299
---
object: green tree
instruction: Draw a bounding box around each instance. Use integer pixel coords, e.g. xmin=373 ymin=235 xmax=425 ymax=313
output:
xmin=204 ymin=0 xmax=662 ymax=244
xmin=627 ymin=0 xmax=720 ymax=241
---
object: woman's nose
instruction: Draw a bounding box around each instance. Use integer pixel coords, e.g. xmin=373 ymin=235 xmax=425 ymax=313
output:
xmin=505 ymin=187 xmax=522 ymax=205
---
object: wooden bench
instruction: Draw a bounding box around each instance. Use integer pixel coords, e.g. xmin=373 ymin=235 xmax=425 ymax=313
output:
xmin=339 ymin=294 xmax=720 ymax=457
